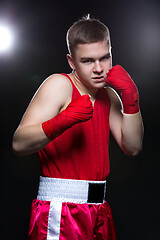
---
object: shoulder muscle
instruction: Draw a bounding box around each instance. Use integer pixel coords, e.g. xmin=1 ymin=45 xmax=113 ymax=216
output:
xmin=19 ymin=74 xmax=73 ymax=127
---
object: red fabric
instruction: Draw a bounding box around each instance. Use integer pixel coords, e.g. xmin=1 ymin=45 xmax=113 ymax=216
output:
xmin=42 ymin=95 xmax=93 ymax=140
xmin=28 ymin=199 xmax=117 ymax=240
xmin=106 ymin=65 xmax=139 ymax=114
xmin=38 ymin=74 xmax=111 ymax=181
xmin=28 ymin=199 xmax=50 ymax=240
xmin=60 ymin=201 xmax=117 ymax=240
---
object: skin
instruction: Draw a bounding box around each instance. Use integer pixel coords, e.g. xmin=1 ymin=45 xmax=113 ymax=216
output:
xmin=67 ymin=41 xmax=112 ymax=101
xmin=12 ymin=41 xmax=143 ymax=156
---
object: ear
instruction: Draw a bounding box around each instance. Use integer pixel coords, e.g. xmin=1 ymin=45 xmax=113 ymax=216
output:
xmin=67 ymin=54 xmax=76 ymax=70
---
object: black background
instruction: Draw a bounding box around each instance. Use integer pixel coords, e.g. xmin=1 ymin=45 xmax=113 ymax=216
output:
xmin=1 ymin=0 xmax=160 ymax=239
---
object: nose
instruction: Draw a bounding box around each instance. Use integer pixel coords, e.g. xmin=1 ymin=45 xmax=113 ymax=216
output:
xmin=93 ymin=61 xmax=103 ymax=74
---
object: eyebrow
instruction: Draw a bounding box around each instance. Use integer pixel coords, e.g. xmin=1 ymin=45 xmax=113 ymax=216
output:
xmin=80 ymin=53 xmax=111 ymax=61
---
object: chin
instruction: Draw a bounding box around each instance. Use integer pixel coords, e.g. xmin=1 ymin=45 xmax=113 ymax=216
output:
xmin=94 ymin=82 xmax=105 ymax=89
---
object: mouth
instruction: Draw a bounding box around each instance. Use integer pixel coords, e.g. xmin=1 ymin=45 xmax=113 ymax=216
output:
xmin=92 ymin=76 xmax=105 ymax=82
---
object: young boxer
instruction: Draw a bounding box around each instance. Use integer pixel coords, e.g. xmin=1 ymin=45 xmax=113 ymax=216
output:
xmin=13 ymin=15 xmax=143 ymax=240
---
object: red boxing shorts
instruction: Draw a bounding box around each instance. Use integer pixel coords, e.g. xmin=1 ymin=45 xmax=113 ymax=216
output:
xmin=28 ymin=177 xmax=117 ymax=240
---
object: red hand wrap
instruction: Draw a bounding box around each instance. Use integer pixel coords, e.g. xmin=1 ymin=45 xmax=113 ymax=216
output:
xmin=106 ymin=65 xmax=139 ymax=114
xmin=42 ymin=95 xmax=93 ymax=140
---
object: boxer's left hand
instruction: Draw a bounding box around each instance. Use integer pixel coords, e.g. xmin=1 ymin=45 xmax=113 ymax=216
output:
xmin=106 ymin=65 xmax=139 ymax=114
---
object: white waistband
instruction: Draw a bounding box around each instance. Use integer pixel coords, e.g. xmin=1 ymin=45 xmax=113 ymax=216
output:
xmin=37 ymin=176 xmax=107 ymax=204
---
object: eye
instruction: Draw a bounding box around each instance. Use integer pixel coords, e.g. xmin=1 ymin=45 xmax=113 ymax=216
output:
xmin=82 ymin=59 xmax=92 ymax=64
xmin=100 ymin=55 xmax=110 ymax=61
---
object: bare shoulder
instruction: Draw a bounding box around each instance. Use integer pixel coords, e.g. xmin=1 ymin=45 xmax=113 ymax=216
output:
xmin=19 ymin=73 xmax=73 ymax=127
xmin=42 ymin=73 xmax=72 ymax=88
xmin=39 ymin=73 xmax=73 ymax=97
xmin=31 ymin=73 xmax=73 ymax=107
xmin=106 ymin=87 xmax=122 ymax=109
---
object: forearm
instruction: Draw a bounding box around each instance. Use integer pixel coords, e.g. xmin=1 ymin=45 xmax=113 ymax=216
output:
xmin=106 ymin=65 xmax=144 ymax=156
xmin=13 ymin=95 xmax=93 ymax=156
xmin=121 ymin=111 xmax=144 ymax=156
xmin=12 ymin=124 xmax=50 ymax=156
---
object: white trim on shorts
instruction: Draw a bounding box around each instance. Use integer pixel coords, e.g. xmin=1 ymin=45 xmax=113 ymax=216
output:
xmin=37 ymin=176 xmax=107 ymax=240
xmin=37 ymin=176 xmax=106 ymax=204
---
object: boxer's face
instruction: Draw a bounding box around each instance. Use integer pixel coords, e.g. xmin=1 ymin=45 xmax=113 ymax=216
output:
xmin=67 ymin=41 xmax=112 ymax=90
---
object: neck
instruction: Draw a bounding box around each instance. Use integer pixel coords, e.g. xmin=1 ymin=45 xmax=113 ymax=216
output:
xmin=70 ymin=71 xmax=98 ymax=100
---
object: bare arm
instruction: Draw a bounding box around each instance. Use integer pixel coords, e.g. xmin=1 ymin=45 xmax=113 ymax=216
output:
xmin=12 ymin=74 xmax=73 ymax=156
xmin=107 ymin=87 xmax=144 ymax=156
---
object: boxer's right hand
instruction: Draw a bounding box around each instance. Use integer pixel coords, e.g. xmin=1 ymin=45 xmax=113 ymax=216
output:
xmin=42 ymin=95 xmax=93 ymax=140
xmin=63 ymin=94 xmax=93 ymax=122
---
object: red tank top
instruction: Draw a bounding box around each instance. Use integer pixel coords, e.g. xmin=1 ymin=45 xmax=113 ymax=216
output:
xmin=38 ymin=74 xmax=111 ymax=181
